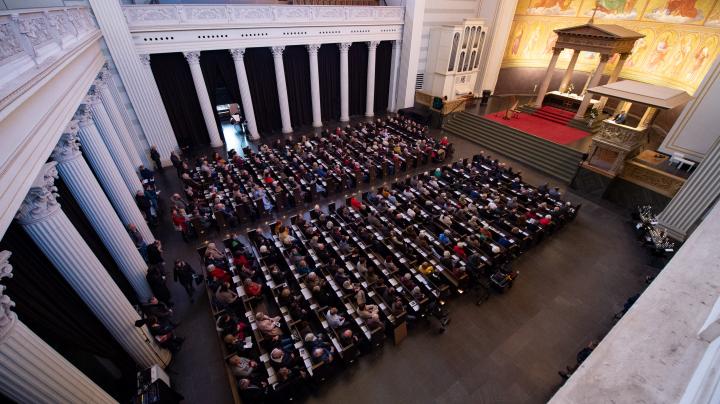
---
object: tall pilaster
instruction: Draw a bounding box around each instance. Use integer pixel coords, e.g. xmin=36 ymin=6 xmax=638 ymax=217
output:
xmin=659 ymin=136 xmax=720 ymax=240
xmin=52 ymin=123 xmax=152 ymax=302
xmin=575 ymin=54 xmax=610 ymax=119
xmin=96 ymin=67 xmax=145 ymax=169
xmin=388 ymin=40 xmax=401 ymax=113
xmin=0 ymin=251 xmax=118 ymax=404
xmin=87 ymin=88 xmax=144 ymax=195
xmin=16 ymin=163 xmax=171 ymax=368
xmin=76 ymin=105 xmax=155 ymax=244
xmin=558 ymin=49 xmax=580 ymax=93
xmin=87 ymin=0 xmax=178 ymax=165
xmin=365 ymin=41 xmax=380 ymax=117
xmin=184 ymin=51 xmax=224 ymax=147
xmin=339 ymin=42 xmax=351 ymax=122
xmin=229 ymin=49 xmax=260 ymax=140
xmin=271 ymin=46 xmax=293 ymax=134
xmin=534 ymin=47 xmax=563 ymax=108
xmin=306 ymin=44 xmax=323 ymax=128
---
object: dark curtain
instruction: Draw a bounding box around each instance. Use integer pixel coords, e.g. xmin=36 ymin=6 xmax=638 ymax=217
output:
xmin=150 ymin=52 xmax=210 ymax=149
xmin=55 ymin=178 xmax=138 ymax=305
xmin=283 ymin=46 xmax=313 ymax=128
xmin=349 ymin=42 xmax=369 ymax=117
xmin=318 ymin=44 xmax=341 ymax=121
xmin=200 ymin=50 xmax=243 ymax=142
xmin=374 ymin=41 xmax=393 ymax=114
xmin=244 ymin=47 xmax=282 ymax=134
xmin=0 ymin=221 xmax=138 ymax=400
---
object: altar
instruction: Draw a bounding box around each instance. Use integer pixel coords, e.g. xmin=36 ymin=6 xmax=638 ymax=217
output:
xmin=544 ymin=91 xmax=599 ymax=113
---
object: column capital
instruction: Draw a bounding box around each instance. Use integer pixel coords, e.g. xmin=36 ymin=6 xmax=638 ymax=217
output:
xmin=75 ymin=104 xmax=94 ymax=127
xmin=619 ymin=52 xmax=631 ymax=61
xmin=229 ymin=48 xmax=246 ymax=61
xmin=16 ymin=162 xmax=61 ymax=225
xmin=367 ymin=41 xmax=380 ymax=50
xmin=306 ymin=44 xmax=321 ymax=54
xmin=52 ymin=123 xmax=83 ymax=163
xmin=392 ymin=40 xmax=402 ymax=50
xmin=183 ymin=51 xmax=201 ymax=65
xmin=338 ymin=42 xmax=352 ymax=53
xmin=552 ymin=47 xmax=563 ymax=56
xmin=0 ymin=250 xmax=17 ymax=343
xmin=599 ymin=53 xmax=611 ymax=62
xmin=138 ymin=54 xmax=151 ymax=67
xmin=271 ymin=46 xmax=285 ymax=58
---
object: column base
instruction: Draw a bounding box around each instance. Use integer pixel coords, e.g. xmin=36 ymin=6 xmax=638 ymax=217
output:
xmin=312 ymin=122 xmax=322 ymax=128
xmin=210 ymin=141 xmax=224 ymax=148
xmin=340 ymin=116 xmax=350 ymax=122
xmin=365 ymin=112 xmax=374 ymax=118
xmin=250 ymin=133 xmax=261 ymax=141
xmin=282 ymin=128 xmax=293 ymax=134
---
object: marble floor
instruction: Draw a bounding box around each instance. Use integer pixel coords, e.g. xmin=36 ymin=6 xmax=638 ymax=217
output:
xmin=150 ymin=118 xmax=659 ymax=404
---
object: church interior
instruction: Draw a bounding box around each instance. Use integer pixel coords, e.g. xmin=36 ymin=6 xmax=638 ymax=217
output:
xmin=1 ymin=0 xmax=719 ymax=403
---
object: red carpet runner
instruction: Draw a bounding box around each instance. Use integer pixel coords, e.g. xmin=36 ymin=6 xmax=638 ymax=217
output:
xmin=484 ymin=109 xmax=591 ymax=145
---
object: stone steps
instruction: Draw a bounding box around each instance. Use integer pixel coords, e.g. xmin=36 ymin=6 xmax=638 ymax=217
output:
xmin=443 ymin=111 xmax=584 ymax=183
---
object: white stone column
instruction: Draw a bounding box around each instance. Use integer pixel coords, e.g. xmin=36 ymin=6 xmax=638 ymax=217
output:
xmin=339 ymin=42 xmax=351 ymax=122
xmin=365 ymin=41 xmax=380 ymax=118
xmin=138 ymin=54 xmax=178 ymax=165
xmin=534 ymin=47 xmax=563 ymax=108
xmin=96 ymin=67 xmax=145 ymax=169
xmin=88 ymin=0 xmax=178 ymax=165
xmin=76 ymin=105 xmax=155 ymax=244
xmin=183 ymin=51 xmax=224 ymax=147
xmin=229 ymin=48 xmax=260 ymax=140
xmin=271 ymin=46 xmax=293 ymax=134
xmin=575 ymin=54 xmax=610 ymax=119
xmin=388 ymin=40 xmax=401 ymax=113
xmin=0 ymin=251 xmax=118 ymax=404
xmin=595 ymin=53 xmax=629 ymax=113
xmin=87 ymin=87 xmax=144 ymax=195
xmin=558 ymin=49 xmax=580 ymax=93
xmin=105 ymin=67 xmax=152 ymax=168
xmin=306 ymin=44 xmax=323 ymax=128
xmin=16 ymin=163 xmax=171 ymax=369
xmin=52 ymin=123 xmax=152 ymax=302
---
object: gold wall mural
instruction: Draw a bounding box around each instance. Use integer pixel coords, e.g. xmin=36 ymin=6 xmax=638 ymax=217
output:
xmin=503 ymin=0 xmax=720 ymax=93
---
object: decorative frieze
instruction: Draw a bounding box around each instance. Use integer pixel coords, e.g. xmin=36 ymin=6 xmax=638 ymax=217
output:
xmin=122 ymin=5 xmax=404 ymax=29
xmin=0 ymin=7 xmax=97 ymax=66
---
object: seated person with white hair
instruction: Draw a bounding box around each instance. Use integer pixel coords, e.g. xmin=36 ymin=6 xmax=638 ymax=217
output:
xmin=325 ymin=307 xmax=347 ymax=329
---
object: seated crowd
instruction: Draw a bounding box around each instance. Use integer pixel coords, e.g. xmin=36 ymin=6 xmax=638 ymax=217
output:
xmin=166 ymin=116 xmax=453 ymax=241
xmin=201 ymin=150 xmax=578 ymax=402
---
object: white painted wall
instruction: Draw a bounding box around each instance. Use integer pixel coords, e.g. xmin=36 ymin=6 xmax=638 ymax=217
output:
xmin=659 ymin=55 xmax=720 ymax=162
xmin=418 ymin=0 xmax=481 ymax=75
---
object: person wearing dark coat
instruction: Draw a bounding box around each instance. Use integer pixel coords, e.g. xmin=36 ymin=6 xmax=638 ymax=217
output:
xmin=147 ymin=265 xmax=172 ymax=306
xmin=174 ymin=259 xmax=197 ymax=302
xmin=147 ymin=240 xmax=165 ymax=266
xmin=150 ymin=145 xmax=162 ymax=170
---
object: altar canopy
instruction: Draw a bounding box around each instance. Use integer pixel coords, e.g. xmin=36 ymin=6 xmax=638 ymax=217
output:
xmin=533 ymin=22 xmax=644 ymax=120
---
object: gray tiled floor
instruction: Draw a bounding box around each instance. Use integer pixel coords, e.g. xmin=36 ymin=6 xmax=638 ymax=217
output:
xmin=151 ymin=117 xmax=657 ymax=404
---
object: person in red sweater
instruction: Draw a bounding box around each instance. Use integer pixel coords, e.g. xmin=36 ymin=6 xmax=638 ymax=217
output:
xmin=350 ymin=197 xmax=363 ymax=210
xmin=243 ymin=278 xmax=263 ymax=297
xmin=453 ymin=242 xmax=467 ymax=260
xmin=539 ymin=215 xmax=552 ymax=226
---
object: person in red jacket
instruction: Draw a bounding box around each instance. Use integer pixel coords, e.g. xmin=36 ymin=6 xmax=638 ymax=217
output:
xmin=539 ymin=215 xmax=552 ymax=226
